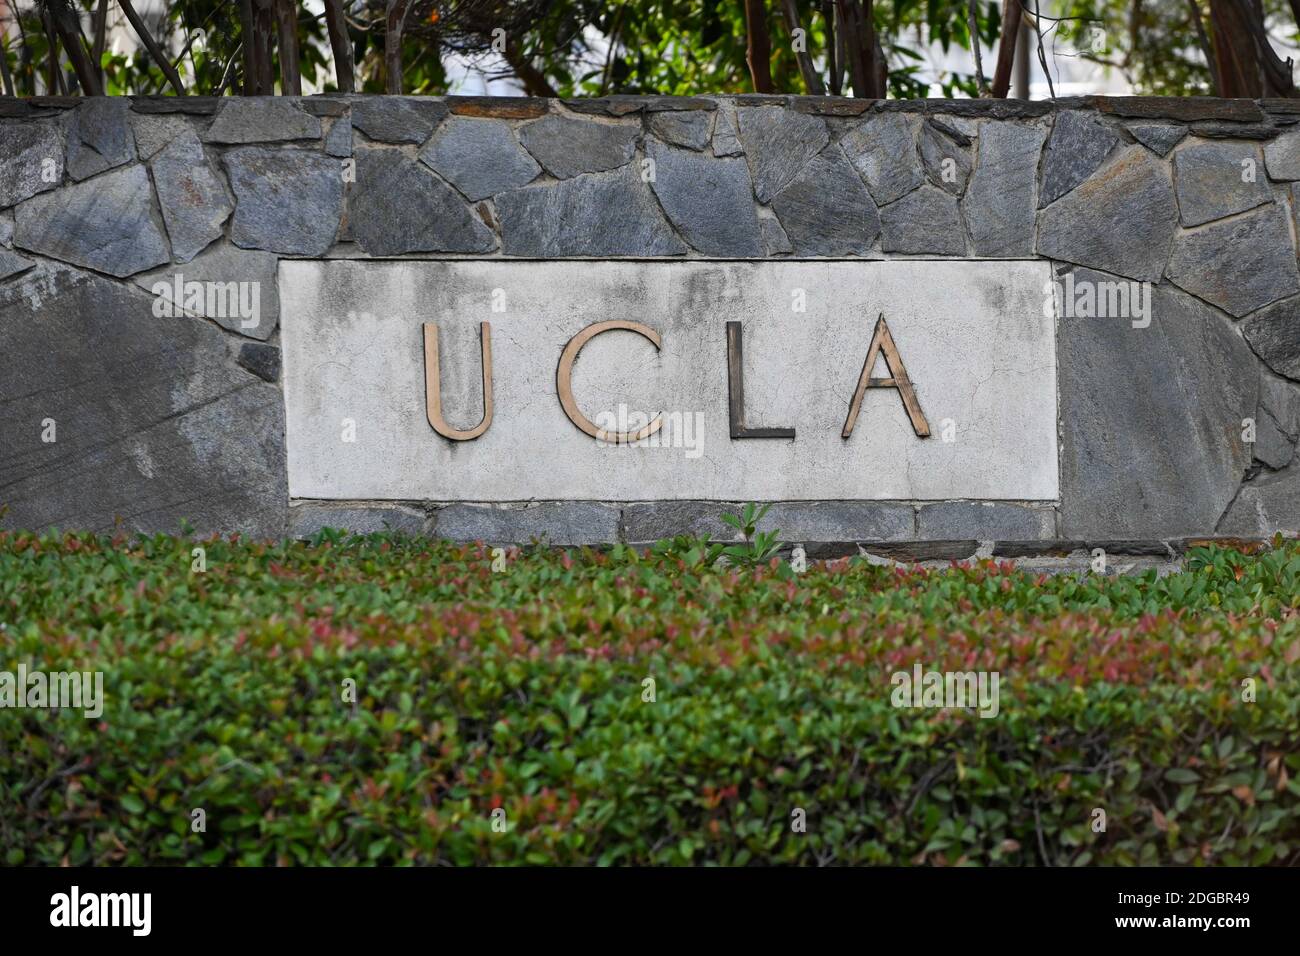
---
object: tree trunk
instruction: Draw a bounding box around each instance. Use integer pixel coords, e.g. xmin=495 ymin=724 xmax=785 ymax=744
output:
xmin=275 ymin=0 xmax=301 ymax=94
xmin=503 ymin=35 xmax=559 ymax=96
xmin=1186 ymin=0 xmax=1221 ymax=95
xmin=48 ymin=0 xmax=103 ymax=95
xmin=990 ymin=0 xmax=1022 ymax=97
xmin=744 ymin=0 xmax=774 ymax=93
xmin=119 ymin=0 xmax=187 ymax=95
xmin=323 ymin=0 xmax=355 ymax=93
xmin=385 ymin=0 xmax=410 ymax=94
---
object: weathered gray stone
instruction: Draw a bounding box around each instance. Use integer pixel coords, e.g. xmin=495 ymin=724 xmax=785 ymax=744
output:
xmin=771 ymin=146 xmax=880 ymax=255
xmin=225 ymin=147 xmax=343 ymax=256
xmin=1254 ymin=374 xmax=1300 ymax=470
xmin=1264 ymin=126 xmax=1300 ymax=180
xmin=645 ymin=140 xmax=761 ymax=256
xmin=1189 ymin=121 xmax=1277 ymax=140
xmin=434 ymin=502 xmax=620 ymax=545
xmin=134 ymin=243 xmax=280 ymax=341
xmin=0 ymin=248 xmax=34 ymax=281
xmin=151 ymin=130 xmax=232 ymax=262
xmin=1128 ymin=122 xmax=1187 ymax=157
xmin=1036 ymin=146 xmax=1177 ymax=282
xmin=711 ymin=102 xmax=743 ymax=157
xmin=291 ymin=503 xmax=428 ymax=537
xmin=1241 ymin=295 xmax=1300 ymax=380
xmin=64 ymin=99 xmax=137 ymax=181
xmin=760 ymin=216 xmax=792 ymax=255
xmin=1172 ymin=140 xmax=1271 ymax=226
xmin=237 ymin=342 xmax=281 ymax=383
xmin=919 ymin=119 xmax=972 ymax=195
xmin=1059 ymin=271 xmax=1257 ymax=537
xmin=1166 ymin=205 xmax=1299 ymax=317
xmin=351 ymin=97 xmax=448 ymax=144
xmin=324 ymin=116 xmax=352 ymax=157
xmin=519 ymin=114 xmax=639 ymax=179
xmin=964 ymin=122 xmax=1045 ymax=256
xmin=204 ymin=97 xmax=321 ymax=144
xmin=1219 ymin=468 xmax=1300 ymax=534
xmin=0 ymin=263 xmax=286 ymax=537
xmin=880 ymin=185 xmax=964 ymax=255
xmin=917 ymin=502 xmax=1053 ymax=540
xmin=647 ymin=111 xmax=711 ymax=150
xmin=418 ymin=116 xmax=541 ymax=201
xmin=0 ymin=210 xmax=13 ymax=247
xmin=14 ymin=164 xmax=169 ymax=277
xmin=1094 ymin=96 xmax=1265 ymax=123
xmin=346 ymin=147 xmax=495 ymax=255
xmin=840 ymin=113 xmax=922 ymax=205
xmin=622 ymin=501 xmax=745 ymax=543
xmin=130 ymin=112 xmax=194 ymax=160
xmin=1039 ymin=111 xmax=1119 ymax=207
xmin=497 ymin=166 xmax=686 ymax=256
xmin=0 ymin=121 xmax=64 ymax=208
xmin=737 ymin=106 xmax=828 ymax=203
xmin=757 ymin=502 xmax=914 ymax=541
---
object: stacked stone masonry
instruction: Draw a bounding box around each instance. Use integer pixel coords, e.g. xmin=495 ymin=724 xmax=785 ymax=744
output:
xmin=2 ymin=94 xmax=1299 ymax=551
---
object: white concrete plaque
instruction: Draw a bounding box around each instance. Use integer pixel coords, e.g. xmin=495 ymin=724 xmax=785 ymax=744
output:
xmin=280 ymin=260 xmax=1058 ymax=501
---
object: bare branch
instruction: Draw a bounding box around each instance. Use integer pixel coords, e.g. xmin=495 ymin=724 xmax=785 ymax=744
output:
xmin=780 ymin=0 xmax=825 ymax=94
xmin=275 ymin=0 xmax=301 ymax=94
xmin=991 ymin=0 xmax=1023 ymax=97
xmin=385 ymin=0 xmax=411 ymax=94
xmin=968 ymin=0 xmax=989 ymax=96
xmin=118 ymin=0 xmax=186 ymax=95
xmin=323 ymin=0 xmax=355 ymax=92
xmin=743 ymin=0 xmax=774 ymax=92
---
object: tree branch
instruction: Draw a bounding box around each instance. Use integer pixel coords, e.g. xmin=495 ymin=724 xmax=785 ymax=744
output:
xmin=323 ymin=0 xmax=355 ymax=92
xmin=991 ymin=0 xmax=1023 ymax=97
xmin=744 ymin=0 xmax=774 ymax=92
xmin=118 ymin=0 xmax=186 ymax=95
xmin=384 ymin=0 xmax=410 ymax=94
xmin=780 ymin=0 xmax=825 ymax=94
xmin=275 ymin=0 xmax=301 ymax=94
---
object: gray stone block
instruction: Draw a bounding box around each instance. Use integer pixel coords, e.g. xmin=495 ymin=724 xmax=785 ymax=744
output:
xmin=1037 ymin=146 xmax=1176 ymax=282
xmin=14 ymin=164 xmax=170 ymax=277
xmin=433 ymin=502 xmax=620 ymax=545
xmin=1241 ymin=294 xmax=1300 ymax=380
xmin=840 ymin=112 xmax=922 ymax=205
xmin=0 ymin=121 xmax=65 ymax=208
xmin=645 ymin=139 xmax=761 ymax=256
xmin=0 ymin=209 xmax=11 ymax=247
xmin=1255 ymin=374 xmax=1300 ymax=470
xmin=919 ymin=119 xmax=972 ymax=195
xmin=711 ymin=103 xmax=743 ymax=157
xmin=880 ymin=185 xmax=964 ymax=255
xmin=350 ymin=97 xmax=448 ymax=144
xmin=324 ymin=116 xmax=352 ymax=157
xmin=347 ymin=147 xmax=495 ymax=255
xmin=518 ymin=114 xmax=638 ymax=180
xmin=757 ymin=502 xmax=914 ymax=541
xmin=772 ymin=146 xmax=880 ymax=255
xmin=1219 ymin=468 xmax=1300 ymax=534
xmin=760 ymin=216 xmax=792 ymax=255
xmin=1127 ymin=122 xmax=1187 ymax=157
xmin=737 ymin=106 xmax=828 ymax=203
xmin=1172 ymin=140 xmax=1270 ymax=226
xmin=1264 ymin=126 xmax=1300 ymax=180
xmin=130 ymin=112 xmax=195 ymax=160
xmin=647 ymin=111 xmax=712 ymax=150
xmin=1039 ymin=111 xmax=1118 ymax=207
xmin=1058 ymin=271 xmax=1257 ymax=537
xmin=497 ymin=166 xmax=686 ymax=256
xmin=418 ymin=116 xmax=541 ymax=201
xmin=225 ymin=147 xmax=343 ymax=256
xmin=917 ymin=501 xmax=1053 ymax=540
xmin=1166 ymin=204 xmax=1299 ymax=317
xmin=291 ymin=503 xmax=428 ymax=537
xmin=236 ymin=342 xmax=280 ymax=383
xmin=0 ymin=263 xmax=286 ymax=538
xmin=964 ymin=122 xmax=1045 ymax=256
xmin=0 ymin=248 xmax=34 ymax=281
xmin=64 ymin=99 xmax=137 ymax=181
xmin=151 ymin=130 xmax=233 ymax=262
xmin=134 ymin=243 xmax=280 ymax=341
xmin=622 ymin=501 xmax=744 ymax=543
xmin=204 ymin=97 xmax=321 ymax=144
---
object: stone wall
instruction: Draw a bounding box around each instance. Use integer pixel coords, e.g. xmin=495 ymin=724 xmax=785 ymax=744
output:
xmin=1 ymin=93 xmax=1298 ymax=553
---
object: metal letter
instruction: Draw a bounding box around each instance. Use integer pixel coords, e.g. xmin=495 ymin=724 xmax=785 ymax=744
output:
xmin=424 ymin=322 xmax=493 ymax=441
xmin=727 ymin=321 xmax=795 ymax=439
xmin=557 ymin=320 xmax=664 ymax=444
xmin=842 ymin=313 xmax=931 ymax=439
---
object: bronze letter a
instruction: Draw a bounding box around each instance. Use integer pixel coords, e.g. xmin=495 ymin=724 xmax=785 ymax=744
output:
xmin=842 ymin=314 xmax=930 ymax=439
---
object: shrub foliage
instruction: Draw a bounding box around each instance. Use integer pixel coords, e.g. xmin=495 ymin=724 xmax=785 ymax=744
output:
xmin=2 ymin=529 xmax=1298 ymax=865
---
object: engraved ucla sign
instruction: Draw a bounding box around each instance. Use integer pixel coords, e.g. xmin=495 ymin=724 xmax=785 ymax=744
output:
xmin=279 ymin=260 xmax=1058 ymax=501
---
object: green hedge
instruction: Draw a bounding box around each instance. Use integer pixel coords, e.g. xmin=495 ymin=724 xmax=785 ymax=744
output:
xmin=2 ymin=530 xmax=1298 ymax=865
